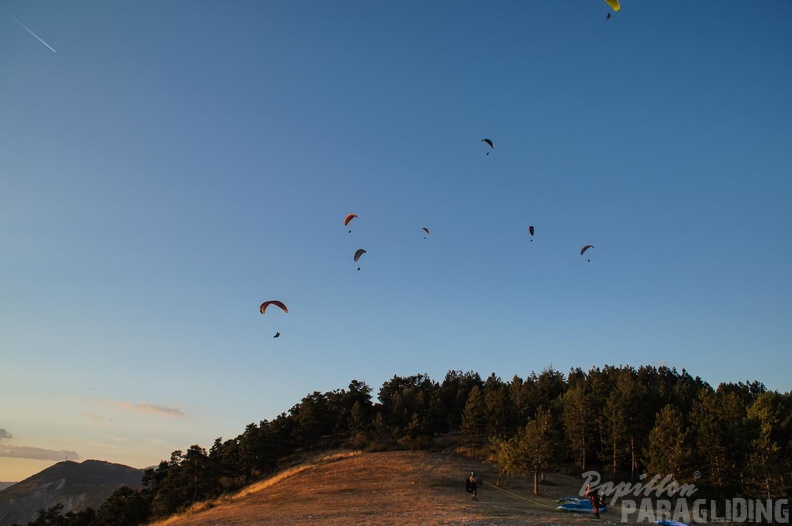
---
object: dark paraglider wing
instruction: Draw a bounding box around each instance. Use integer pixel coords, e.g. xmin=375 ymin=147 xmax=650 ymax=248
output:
xmin=529 ymin=225 xmax=535 ymax=236
xmin=422 ymin=227 xmax=430 ymax=235
xmin=481 ymin=138 xmax=494 ymax=149
xmin=354 ymin=248 xmax=367 ymax=262
xmin=580 ymin=244 xmax=594 ymax=256
xmin=260 ymin=300 xmax=289 ymax=315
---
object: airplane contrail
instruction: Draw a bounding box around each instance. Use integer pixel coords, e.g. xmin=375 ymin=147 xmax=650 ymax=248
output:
xmin=2 ymin=7 xmax=56 ymax=53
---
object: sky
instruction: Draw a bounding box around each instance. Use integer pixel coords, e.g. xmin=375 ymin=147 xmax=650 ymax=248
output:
xmin=1 ymin=0 xmax=791 ymax=482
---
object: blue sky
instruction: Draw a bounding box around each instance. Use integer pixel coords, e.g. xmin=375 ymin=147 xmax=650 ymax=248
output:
xmin=2 ymin=0 xmax=791 ymax=481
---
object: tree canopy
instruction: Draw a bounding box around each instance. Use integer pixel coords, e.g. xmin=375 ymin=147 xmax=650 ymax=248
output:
xmin=27 ymin=366 xmax=791 ymax=526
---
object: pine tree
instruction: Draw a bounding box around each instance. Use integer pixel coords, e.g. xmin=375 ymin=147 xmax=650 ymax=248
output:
xmin=599 ymin=368 xmax=645 ymax=477
xmin=483 ymin=373 xmax=513 ymax=439
xmin=691 ymin=387 xmax=752 ymax=493
xmin=460 ymin=385 xmax=488 ymax=449
xmin=745 ymin=391 xmax=792 ymax=498
xmin=561 ymin=382 xmax=592 ymax=471
xmin=644 ymin=405 xmax=694 ymax=483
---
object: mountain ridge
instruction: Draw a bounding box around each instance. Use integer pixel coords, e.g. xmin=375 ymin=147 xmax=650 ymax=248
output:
xmin=0 ymin=459 xmax=143 ymax=526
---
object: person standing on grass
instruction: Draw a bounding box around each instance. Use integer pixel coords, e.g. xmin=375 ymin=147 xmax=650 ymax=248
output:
xmin=586 ymin=483 xmax=601 ymax=519
xmin=466 ymin=471 xmax=480 ymax=501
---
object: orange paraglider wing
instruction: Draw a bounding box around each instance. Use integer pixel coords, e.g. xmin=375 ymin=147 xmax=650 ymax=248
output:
xmin=344 ymin=213 xmax=357 ymax=226
xmin=260 ymin=300 xmax=288 ymax=315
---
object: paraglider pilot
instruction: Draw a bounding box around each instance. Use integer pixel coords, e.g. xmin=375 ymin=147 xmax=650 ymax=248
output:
xmin=466 ymin=471 xmax=480 ymax=501
xmin=586 ymin=483 xmax=601 ymax=519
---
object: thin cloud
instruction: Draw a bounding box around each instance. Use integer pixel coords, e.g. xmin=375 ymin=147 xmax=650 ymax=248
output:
xmin=1 ymin=445 xmax=79 ymax=461
xmin=0 ymin=429 xmax=12 ymax=440
xmin=116 ymin=402 xmax=185 ymax=417
xmin=80 ymin=412 xmax=107 ymax=422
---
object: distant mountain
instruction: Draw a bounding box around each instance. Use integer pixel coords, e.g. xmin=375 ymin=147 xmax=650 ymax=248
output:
xmin=0 ymin=486 xmax=12 ymax=494
xmin=0 ymin=460 xmax=144 ymax=526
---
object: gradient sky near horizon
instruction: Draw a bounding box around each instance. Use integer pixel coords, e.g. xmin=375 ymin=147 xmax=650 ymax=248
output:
xmin=2 ymin=0 xmax=791 ymax=482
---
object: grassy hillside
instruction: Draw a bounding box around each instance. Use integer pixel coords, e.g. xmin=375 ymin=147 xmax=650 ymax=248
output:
xmin=148 ymin=450 xmax=624 ymax=526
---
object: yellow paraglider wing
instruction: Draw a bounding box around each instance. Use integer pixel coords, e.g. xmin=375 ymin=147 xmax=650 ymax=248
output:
xmin=605 ymin=0 xmax=620 ymax=11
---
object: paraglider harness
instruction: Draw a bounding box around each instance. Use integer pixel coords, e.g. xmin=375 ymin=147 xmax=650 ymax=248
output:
xmin=465 ymin=478 xmax=474 ymax=493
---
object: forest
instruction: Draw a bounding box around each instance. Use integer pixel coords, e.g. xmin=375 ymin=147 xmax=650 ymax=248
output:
xmin=20 ymin=365 xmax=792 ymax=525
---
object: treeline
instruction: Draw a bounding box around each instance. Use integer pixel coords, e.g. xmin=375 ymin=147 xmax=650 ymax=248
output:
xmin=21 ymin=365 xmax=792 ymax=526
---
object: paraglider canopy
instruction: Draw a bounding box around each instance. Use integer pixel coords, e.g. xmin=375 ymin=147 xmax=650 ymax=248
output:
xmin=422 ymin=227 xmax=430 ymax=238
xmin=481 ymin=138 xmax=494 ymax=149
xmin=605 ymin=0 xmax=620 ymax=11
xmin=260 ymin=300 xmax=288 ymax=315
xmin=580 ymin=244 xmax=594 ymax=256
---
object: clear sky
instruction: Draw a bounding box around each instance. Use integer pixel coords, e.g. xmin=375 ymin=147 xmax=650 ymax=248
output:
xmin=2 ymin=0 xmax=790 ymax=482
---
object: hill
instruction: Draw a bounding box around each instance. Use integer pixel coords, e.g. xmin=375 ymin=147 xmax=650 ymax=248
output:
xmin=149 ymin=450 xmax=622 ymax=526
xmin=0 ymin=459 xmax=144 ymax=526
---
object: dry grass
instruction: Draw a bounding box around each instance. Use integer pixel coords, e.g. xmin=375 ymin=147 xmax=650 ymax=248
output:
xmin=147 ymin=450 xmax=641 ymax=526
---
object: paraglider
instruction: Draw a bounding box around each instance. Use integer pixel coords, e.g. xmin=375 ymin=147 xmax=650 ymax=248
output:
xmin=580 ymin=244 xmax=594 ymax=262
xmin=344 ymin=213 xmax=357 ymax=233
xmin=604 ymin=0 xmax=619 ymax=19
xmin=482 ymin=138 xmax=494 ymax=155
xmin=354 ymin=248 xmax=366 ymax=270
xmin=422 ymin=227 xmax=430 ymax=239
xmin=528 ymin=225 xmax=535 ymax=241
xmin=260 ymin=300 xmax=288 ymax=338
